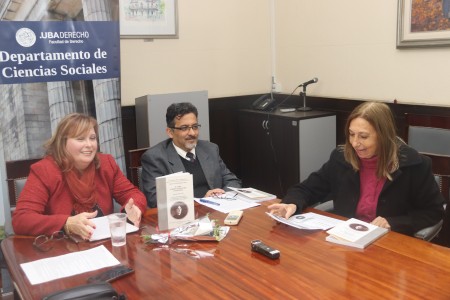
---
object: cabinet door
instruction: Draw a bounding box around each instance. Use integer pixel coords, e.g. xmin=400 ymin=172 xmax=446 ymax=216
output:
xmin=239 ymin=112 xmax=299 ymax=197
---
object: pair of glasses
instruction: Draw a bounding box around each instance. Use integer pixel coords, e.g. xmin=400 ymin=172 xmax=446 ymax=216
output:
xmin=170 ymin=124 xmax=201 ymax=132
xmin=33 ymin=231 xmax=66 ymax=252
xmin=213 ymin=193 xmax=238 ymax=201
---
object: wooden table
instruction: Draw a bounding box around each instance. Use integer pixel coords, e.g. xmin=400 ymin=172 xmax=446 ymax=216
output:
xmin=3 ymin=201 xmax=450 ymax=299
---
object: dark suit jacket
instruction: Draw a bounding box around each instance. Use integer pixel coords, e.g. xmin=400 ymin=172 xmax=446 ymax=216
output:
xmin=141 ymin=139 xmax=241 ymax=207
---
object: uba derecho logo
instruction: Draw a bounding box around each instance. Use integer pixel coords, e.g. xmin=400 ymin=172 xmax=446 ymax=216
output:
xmin=15 ymin=27 xmax=36 ymax=47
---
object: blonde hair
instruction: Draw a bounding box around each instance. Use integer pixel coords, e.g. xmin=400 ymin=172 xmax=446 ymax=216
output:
xmin=44 ymin=113 xmax=100 ymax=172
xmin=343 ymin=102 xmax=399 ymax=180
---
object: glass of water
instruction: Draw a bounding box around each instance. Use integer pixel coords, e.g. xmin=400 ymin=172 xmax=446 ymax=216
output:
xmin=107 ymin=213 xmax=127 ymax=247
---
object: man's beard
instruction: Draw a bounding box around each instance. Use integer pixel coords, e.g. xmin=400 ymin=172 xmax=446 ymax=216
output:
xmin=185 ymin=139 xmax=197 ymax=150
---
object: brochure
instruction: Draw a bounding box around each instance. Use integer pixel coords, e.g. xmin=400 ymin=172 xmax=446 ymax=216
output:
xmin=267 ymin=212 xmax=343 ymax=230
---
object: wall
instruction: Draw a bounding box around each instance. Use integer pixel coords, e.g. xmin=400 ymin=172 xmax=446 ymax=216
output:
xmin=121 ymin=0 xmax=450 ymax=107
xmin=119 ymin=0 xmax=273 ymax=106
xmin=275 ymin=0 xmax=450 ymax=107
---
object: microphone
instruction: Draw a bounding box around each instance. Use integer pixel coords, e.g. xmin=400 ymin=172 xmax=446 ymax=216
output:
xmin=298 ymin=77 xmax=318 ymax=87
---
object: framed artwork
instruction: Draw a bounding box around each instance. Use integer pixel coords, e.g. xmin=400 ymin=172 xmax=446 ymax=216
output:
xmin=119 ymin=0 xmax=178 ymax=39
xmin=397 ymin=0 xmax=450 ymax=48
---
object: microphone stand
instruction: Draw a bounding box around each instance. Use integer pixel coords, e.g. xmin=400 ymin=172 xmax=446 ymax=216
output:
xmin=297 ymin=85 xmax=312 ymax=111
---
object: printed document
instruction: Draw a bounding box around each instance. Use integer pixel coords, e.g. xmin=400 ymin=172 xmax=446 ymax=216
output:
xmin=195 ymin=196 xmax=259 ymax=213
xmin=20 ymin=245 xmax=120 ymax=285
xmin=266 ymin=212 xmax=343 ymax=230
xmin=228 ymin=187 xmax=276 ymax=202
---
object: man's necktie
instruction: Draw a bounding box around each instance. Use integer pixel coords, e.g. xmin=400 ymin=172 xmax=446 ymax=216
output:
xmin=186 ymin=152 xmax=195 ymax=162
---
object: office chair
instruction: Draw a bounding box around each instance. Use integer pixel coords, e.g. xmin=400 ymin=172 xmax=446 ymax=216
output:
xmin=3 ymin=158 xmax=40 ymax=297
xmin=404 ymin=113 xmax=450 ymax=241
xmin=128 ymin=148 xmax=149 ymax=191
xmin=6 ymin=158 xmax=41 ymax=211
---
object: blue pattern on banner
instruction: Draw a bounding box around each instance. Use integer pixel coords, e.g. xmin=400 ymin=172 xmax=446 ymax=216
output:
xmin=0 ymin=21 xmax=120 ymax=84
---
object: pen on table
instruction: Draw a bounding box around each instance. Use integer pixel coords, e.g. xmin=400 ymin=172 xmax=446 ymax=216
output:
xmin=199 ymin=199 xmax=220 ymax=206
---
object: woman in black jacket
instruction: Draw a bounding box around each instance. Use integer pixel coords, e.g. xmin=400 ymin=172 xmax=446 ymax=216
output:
xmin=269 ymin=102 xmax=444 ymax=236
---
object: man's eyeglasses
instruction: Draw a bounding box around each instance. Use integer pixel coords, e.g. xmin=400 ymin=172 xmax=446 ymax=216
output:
xmin=33 ymin=231 xmax=66 ymax=252
xmin=213 ymin=193 xmax=238 ymax=201
xmin=170 ymin=124 xmax=201 ymax=132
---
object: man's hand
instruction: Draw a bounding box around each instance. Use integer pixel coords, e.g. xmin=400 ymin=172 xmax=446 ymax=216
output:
xmin=204 ymin=189 xmax=225 ymax=198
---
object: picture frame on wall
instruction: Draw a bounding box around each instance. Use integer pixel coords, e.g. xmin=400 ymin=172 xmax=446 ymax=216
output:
xmin=119 ymin=0 xmax=178 ymax=39
xmin=397 ymin=0 xmax=450 ymax=48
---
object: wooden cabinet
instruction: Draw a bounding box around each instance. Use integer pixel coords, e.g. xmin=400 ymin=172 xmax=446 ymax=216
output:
xmin=238 ymin=109 xmax=336 ymax=198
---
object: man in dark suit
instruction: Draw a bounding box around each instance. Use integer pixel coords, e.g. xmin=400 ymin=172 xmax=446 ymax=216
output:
xmin=141 ymin=102 xmax=242 ymax=207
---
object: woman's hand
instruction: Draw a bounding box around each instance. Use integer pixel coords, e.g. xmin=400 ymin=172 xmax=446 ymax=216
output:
xmin=65 ymin=211 xmax=98 ymax=240
xmin=268 ymin=203 xmax=297 ymax=219
xmin=371 ymin=216 xmax=391 ymax=230
xmin=125 ymin=198 xmax=142 ymax=227
xmin=204 ymin=189 xmax=225 ymax=197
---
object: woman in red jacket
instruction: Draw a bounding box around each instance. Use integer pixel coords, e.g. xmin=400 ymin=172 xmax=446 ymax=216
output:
xmin=12 ymin=113 xmax=147 ymax=240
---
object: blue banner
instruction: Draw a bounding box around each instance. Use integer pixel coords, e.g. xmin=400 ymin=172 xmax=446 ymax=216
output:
xmin=0 ymin=21 xmax=120 ymax=84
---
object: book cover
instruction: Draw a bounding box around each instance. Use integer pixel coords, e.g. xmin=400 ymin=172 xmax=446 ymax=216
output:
xmin=325 ymin=218 xmax=389 ymax=249
xmin=156 ymin=172 xmax=195 ymax=231
xmin=228 ymin=187 xmax=276 ymax=202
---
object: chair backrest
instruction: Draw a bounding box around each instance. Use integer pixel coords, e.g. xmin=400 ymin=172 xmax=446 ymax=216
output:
xmin=6 ymin=158 xmax=41 ymax=210
xmin=405 ymin=113 xmax=450 ymax=245
xmin=427 ymin=154 xmax=450 ymax=247
xmin=405 ymin=113 xmax=450 ymax=200
xmin=128 ymin=148 xmax=149 ymax=191
xmin=404 ymin=113 xmax=450 ymax=155
xmin=422 ymin=153 xmax=450 ymax=203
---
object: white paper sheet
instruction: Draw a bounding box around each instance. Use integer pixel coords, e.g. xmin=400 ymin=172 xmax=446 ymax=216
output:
xmin=266 ymin=212 xmax=343 ymax=230
xmin=195 ymin=196 xmax=260 ymax=213
xmin=90 ymin=215 xmax=139 ymax=241
xmin=20 ymin=245 xmax=120 ymax=285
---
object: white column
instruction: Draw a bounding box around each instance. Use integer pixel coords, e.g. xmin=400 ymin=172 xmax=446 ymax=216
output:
xmin=82 ymin=0 xmax=126 ymax=173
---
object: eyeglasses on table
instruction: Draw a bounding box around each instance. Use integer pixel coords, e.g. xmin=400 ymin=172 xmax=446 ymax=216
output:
xmin=213 ymin=193 xmax=238 ymax=201
xmin=33 ymin=230 xmax=67 ymax=252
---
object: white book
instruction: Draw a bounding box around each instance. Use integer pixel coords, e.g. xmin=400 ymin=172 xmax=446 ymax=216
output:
xmin=228 ymin=187 xmax=276 ymax=202
xmin=156 ymin=172 xmax=195 ymax=231
xmin=325 ymin=218 xmax=389 ymax=249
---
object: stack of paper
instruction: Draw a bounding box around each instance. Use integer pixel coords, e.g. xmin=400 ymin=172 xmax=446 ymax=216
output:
xmin=325 ymin=218 xmax=389 ymax=249
xmin=228 ymin=187 xmax=276 ymax=202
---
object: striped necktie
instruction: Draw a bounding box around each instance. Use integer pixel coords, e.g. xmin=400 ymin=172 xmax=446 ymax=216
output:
xmin=186 ymin=152 xmax=195 ymax=162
